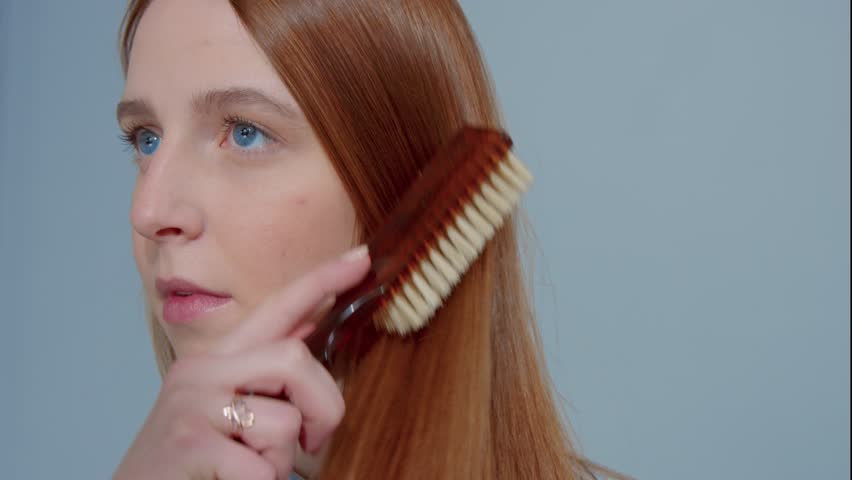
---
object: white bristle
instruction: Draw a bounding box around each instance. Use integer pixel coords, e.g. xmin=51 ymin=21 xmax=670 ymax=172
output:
xmin=402 ymin=282 xmax=431 ymax=321
xmin=438 ymin=236 xmax=466 ymax=271
xmin=375 ymin=149 xmax=534 ymax=335
xmin=488 ymin=171 xmax=520 ymax=204
xmin=418 ymin=258 xmax=450 ymax=296
xmin=463 ymin=203 xmax=494 ymax=238
xmin=455 ymin=214 xmax=486 ymax=250
xmin=411 ymin=270 xmax=442 ymax=310
xmin=380 ymin=302 xmax=403 ymax=333
xmin=446 ymin=225 xmax=477 ymax=263
xmin=498 ymin=161 xmax=527 ymax=191
xmin=480 ymin=182 xmax=512 ymax=214
xmin=392 ymin=293 xmax=420 ymax=330
xmin=429 ymin=249 xmax=460 ymax=286
xmin=472 ymin=192 xmax=504 ymax=227
xmin=507 ymin=151 xmax=534 ymax=184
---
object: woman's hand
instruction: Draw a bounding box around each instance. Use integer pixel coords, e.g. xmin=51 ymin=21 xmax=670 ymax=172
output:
xmin=113 ymin=246 xmax=371 ymax=480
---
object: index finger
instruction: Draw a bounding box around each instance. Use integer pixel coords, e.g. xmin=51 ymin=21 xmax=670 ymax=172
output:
xmin=213 ymin=245 xmax=371 ymax=355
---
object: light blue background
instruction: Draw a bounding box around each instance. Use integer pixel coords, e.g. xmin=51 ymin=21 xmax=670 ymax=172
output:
xmin=0 ymin=1 xmax=848 ymax=479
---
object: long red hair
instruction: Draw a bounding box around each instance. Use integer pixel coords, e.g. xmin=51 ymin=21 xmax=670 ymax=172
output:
xmin=120 ymin=1 xmax=622 ymax=478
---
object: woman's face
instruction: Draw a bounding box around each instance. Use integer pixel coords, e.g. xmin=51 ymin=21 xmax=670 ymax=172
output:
xmin=119 ymin=0 xmax=358 ymax=357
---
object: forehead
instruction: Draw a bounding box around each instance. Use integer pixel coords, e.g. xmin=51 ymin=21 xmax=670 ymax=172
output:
xmin=124 ymin=0 xmax=291 ymax=106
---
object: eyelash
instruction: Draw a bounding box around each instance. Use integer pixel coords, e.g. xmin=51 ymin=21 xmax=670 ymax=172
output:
xmin=117 ymin=116 xmax=279 ymax=156
xmin=117 ymin=122 xmax=146 ymax=152
xmin=220 ymin=115 xmax=279 ymax=153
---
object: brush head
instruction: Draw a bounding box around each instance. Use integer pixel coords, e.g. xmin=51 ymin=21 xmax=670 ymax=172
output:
xmin=305 ymin=127 xmax=532 ymax=366
xmin=370 ymin=128 xmax=533 ymax=334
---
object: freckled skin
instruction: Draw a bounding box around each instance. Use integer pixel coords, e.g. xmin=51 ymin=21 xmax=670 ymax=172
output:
xmin=122 ymin=0 xmax=358 ymax=473
xmin=124 ymin=0 xmax=357 ymax=354
xmin=119 ymin=0 xmax=360 ymax=475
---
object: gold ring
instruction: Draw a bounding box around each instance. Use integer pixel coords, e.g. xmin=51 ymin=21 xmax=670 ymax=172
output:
xmin=222 ymin=393 xmax=255 ymax=435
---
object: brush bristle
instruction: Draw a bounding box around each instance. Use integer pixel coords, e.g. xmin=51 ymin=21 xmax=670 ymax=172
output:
xmin=374 ymin=150 xmax=533 ymax=334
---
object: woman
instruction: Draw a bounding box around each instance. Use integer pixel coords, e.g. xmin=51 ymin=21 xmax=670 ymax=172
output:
xmin=113 ymin=0 xmax=619 ymax=478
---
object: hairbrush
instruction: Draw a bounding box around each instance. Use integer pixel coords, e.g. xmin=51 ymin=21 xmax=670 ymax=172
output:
xmin=304 ymin=126 xmax=532 ymax=369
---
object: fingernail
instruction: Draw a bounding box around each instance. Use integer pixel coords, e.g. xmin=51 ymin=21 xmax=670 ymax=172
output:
xmin=340 ymin=244 xmax=369 ymax=262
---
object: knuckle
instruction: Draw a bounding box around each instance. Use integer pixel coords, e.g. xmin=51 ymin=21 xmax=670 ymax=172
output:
xmin=272 ymin=406 xmax=302 ymax=441
xmin=281 ymin=339 xmax=312 ymax=366
xmin=317 ymin=393 xmax=345 ymax=439
xmin=329 ymin=393 xmax=346 ymax=426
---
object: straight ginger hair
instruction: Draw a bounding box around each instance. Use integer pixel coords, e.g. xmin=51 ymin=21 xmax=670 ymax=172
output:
xmin=120 ymin=1 xmax=624 ymax=479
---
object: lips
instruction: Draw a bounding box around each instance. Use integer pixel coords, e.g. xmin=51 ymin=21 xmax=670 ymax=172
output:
xmin=155 ymin=277 xmax=232 ymax=325
xmin=155 ymin=278 xmax=230 ymax=299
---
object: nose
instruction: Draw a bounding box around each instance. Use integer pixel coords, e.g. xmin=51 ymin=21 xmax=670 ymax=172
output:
xmin=130 ymin=145 xmax=204 ymax=243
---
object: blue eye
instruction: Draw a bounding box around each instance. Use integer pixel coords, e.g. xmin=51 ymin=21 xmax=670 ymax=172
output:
xmin=231 ymin=122 xmax=270 ymax=149
xmin=136 ymin=129 xmax=160 ymax=156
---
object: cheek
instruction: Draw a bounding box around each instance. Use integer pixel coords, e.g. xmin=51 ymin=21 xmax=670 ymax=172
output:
xmin=222 ymin=178 xmax=358 ymax=306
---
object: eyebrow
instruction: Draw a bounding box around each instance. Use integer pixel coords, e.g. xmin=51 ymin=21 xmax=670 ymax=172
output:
xmin=116 ymin=87 xmax=305 ymax=125
xmin=192 ymin=87 xmax=304 ymax=122
xmin=115 ymin=98 xmax=154 ymax=124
